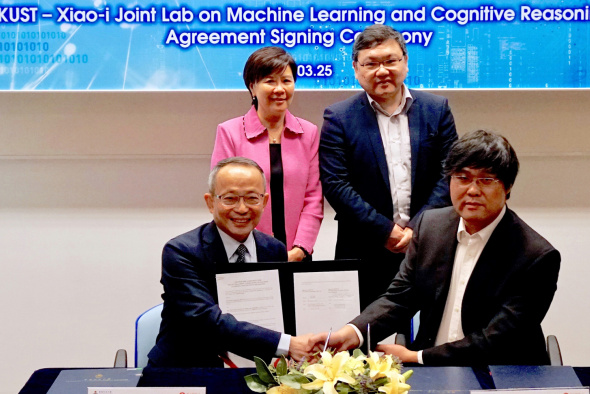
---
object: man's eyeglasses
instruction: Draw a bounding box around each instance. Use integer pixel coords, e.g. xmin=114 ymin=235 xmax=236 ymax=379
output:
xmin=451 ymin=175 xmax=500 ymax=188
xmin=358 ymin=58 xmax=404 ymax=71
xmin=215 ymin=193 xmax=264 ymax=207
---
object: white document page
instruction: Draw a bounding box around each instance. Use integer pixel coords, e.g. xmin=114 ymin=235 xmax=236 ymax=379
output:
xmin=216 ymin=269 xmax=283 ymax=368
xmin=293 ymin=271 xmax=360 ymax=335
xmin=88 ymin=389 xmax=206 ymax=394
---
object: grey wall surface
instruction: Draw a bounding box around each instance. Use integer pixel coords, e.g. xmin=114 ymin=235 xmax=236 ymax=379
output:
xmin=1 ymin=90 xmax=588 ymax=393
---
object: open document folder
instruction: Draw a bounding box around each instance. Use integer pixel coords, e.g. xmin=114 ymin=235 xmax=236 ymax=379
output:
xmin=215 ymin=260 xmax=364 ymax=367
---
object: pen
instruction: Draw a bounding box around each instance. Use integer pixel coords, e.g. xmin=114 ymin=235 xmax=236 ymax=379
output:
xmin=367 ymin=323 xmax=371 ymax=352
xmin=323 ymin=327 xmax=332 ymax=352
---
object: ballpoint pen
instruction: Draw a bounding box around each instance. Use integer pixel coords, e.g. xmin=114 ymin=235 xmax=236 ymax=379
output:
xmin=367 ymin=323 xmax=371 ymax=352
xmin=323 ymin=327 xmax=332 ymax=352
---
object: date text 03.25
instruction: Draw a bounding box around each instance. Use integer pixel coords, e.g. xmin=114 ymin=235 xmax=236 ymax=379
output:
xmin=297 ymin=64 xmax=333 ymax=78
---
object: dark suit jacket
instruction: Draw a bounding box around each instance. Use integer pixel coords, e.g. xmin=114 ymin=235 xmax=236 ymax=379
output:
xmin=319 ymin=90 xmax=458 ymax=300
xmin=147 ymin=221 xmax=288 ymax=367
xmin=350 ymin=206 xmax=561 ymax=366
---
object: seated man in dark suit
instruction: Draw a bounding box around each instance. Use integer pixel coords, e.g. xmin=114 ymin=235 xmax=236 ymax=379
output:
xmin=314 ymin=130 xmax=561 ymax=366
xmin=148 ymin=156 xmax=315 ymax=367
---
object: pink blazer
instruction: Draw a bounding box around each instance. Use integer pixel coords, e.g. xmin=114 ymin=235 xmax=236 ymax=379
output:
xmin=211 ymin=106 xmax=323 ymax=253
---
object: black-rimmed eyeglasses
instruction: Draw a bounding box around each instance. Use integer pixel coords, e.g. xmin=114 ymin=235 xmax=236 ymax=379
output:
xmin=215 ymin=193 xmax=264 ymax=207
xmin=358 ymin=58 xmax=404 ymax=71
xmin=451 ymin=175 xmax=500 ymax=188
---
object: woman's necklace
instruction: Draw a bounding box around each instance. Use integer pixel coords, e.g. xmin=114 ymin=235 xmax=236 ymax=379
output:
xmin=243 ymin=114 xmax=304 ymax=143
xmin=269 ymin=129 xmax=281 ymax=143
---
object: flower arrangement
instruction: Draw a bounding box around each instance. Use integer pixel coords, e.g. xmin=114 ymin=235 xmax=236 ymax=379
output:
xmin=245 ymin=350 xmax=413 ymax=394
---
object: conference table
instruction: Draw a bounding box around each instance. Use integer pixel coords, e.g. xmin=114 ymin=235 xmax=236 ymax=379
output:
xmin=19 ymin=365 xmax=590 ymax=394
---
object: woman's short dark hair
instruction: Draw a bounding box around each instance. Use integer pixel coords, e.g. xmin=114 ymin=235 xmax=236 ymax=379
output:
xmin=352 ymin=24 xmax=407 ymax=62
xmin=444 ymin=130 xmax=519 ymax=197
xmin=243 ymin=46 xmax=297 ymax=108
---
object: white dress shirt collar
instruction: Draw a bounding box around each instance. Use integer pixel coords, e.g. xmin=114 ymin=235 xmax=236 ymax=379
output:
xmin=457 ymin=205 xmax=507 ymax=244
xmin=367 ymin=84 xmax=414 ymax=117
xmin=216 ymin=226 xmax=258 ymax=263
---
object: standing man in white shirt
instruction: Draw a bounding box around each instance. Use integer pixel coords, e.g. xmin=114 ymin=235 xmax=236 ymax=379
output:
xmin=148 ymin=157 xmax=315 ymax=367
xmin=314 ymin=130 xmax=561 ymax=366
xmin=319 ymin=24 xmax=458 ymax=305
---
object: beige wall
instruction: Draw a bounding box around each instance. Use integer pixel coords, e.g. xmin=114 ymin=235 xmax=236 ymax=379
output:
xmin=1 ymin=90 xmax=589 ymax=393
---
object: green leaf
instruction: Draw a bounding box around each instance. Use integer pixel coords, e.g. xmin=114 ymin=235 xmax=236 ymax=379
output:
xmin=279 ymin=374 xmax=311 ymax=388
xmin=254 ymin=356 xmax=277 ymax=384
xmin=374 ymin=377 xmax=389 ymax=386
xmin=352 ymin=349 xmax=365 ymax=358
xmin=276 ymin=356 xmax=288 ymax=376
xmin=335 ymin=382 xmax=353 ymax=393
xmin=244 ymin=374 xmax=270 ymax=393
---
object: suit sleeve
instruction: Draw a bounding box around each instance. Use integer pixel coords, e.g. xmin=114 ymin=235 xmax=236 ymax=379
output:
xmin=211 ymin=122 xmax=237 ymax=169
xmin=349 ymin=213 xmax=426 ymax=343
xmin=422 ymin=248 xmax=561 ymax=365
xmin=409 ymin=98 xmax=457 ymax=228
xmin=320 ymin=106 xmax=394 ymax=242
xmin=292 ymin=123 xmax=324 ymax=253
xmin=161 ymin=240 xmax=281 ymax=362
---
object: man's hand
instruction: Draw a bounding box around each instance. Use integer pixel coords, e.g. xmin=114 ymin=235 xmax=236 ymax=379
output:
xmin=311 ymin=325 xmax=360 ymax=353
xmin=288 ymin=333 xmax=321 ymax=361
xmin=288 ymin=247 xmax=306 ymax=262
xmin=385 ymin=225 xmax=412 ymax=253
xmin=394 ymin=227 xmax=413 ymax=253
xmin=375 ymin=343 xmax=418 ymax=363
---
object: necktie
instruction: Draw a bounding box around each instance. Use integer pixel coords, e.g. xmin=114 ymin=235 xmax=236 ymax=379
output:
xmin=235 ymin=244 xmax=248 ymax=264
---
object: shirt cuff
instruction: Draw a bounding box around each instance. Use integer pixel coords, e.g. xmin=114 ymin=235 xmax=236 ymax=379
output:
xmin=417 ymin=350 xmax=424 ymax=364
xmin=347 ymin=324 xmax=364 ymax=348
xmin=276 ymin=333 xmax=291 ymax=356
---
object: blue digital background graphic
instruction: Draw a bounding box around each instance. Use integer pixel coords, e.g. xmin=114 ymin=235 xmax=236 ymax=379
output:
xmin=0 ymin=0 xmax=589 ymax=90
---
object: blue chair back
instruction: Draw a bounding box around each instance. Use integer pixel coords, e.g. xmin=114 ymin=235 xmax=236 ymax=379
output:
xmin=411 ymin=311 xmax=420 ymax=343
xmin=134 ymin=303 xmax=163 ymax=368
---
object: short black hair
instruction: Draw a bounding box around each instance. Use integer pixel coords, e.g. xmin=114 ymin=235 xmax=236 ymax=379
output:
xmin=444 ymin=130 xmax=519 ymax=198
xmin=352 ymin=24 xmax=407 ymax=62
xmin=209 ymin=157 xmax=266 ymax=195
xmin=243 ymin=46 xmax=297 ymax=109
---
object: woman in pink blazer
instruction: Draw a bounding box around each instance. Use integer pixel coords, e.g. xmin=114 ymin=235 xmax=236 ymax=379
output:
xmin=211 ymin=47 xmax=323 ymax=261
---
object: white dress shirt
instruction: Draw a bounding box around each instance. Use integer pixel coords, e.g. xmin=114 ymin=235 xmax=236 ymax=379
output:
xmin=435 ymin=205 xmax=507 ymax=345
xmin=216 ymin=226 xmax=290 ymax=356
xmin=416 ymin=205 xmax=507 ymax=363
xmin=368 ymin=85 xmax=413 ymax=227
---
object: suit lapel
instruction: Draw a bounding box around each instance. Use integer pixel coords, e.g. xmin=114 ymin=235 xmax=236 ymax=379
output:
xmin=253 ymin=230 xmax=274 ymax=262
xmin=407 ymin=90 xmax=423 ymax=192
xmin=464 ymin=209 xmax=514 ymax=305
xmin=414 ymin=209 xmax=460 ymax=344
xmin=202 ymin=222 xmax=230 ymax=266
xmin=357 ymin=94 xmax=391 ymax=190
xmin=433 ymin=210 xmax=460 ymax=303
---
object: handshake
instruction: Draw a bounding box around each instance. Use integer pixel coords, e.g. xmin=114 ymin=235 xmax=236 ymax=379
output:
xmin=287 ymin=325 xmax=417 ymax=363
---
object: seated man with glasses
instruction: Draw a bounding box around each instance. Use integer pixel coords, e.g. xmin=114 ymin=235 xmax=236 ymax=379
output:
xmin=148 ymin=156 xmax=316 ymax=367
xmin=314 ymin=130 xmax=561 ymax=366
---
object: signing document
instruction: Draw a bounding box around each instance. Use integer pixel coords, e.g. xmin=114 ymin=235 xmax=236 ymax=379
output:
xmin=88 ymin=389 xmax=205 ymax=394
xmin=293 ymin=271 xmax=360 ymax=335
xmin=216 ymin=269 xmax=284 ymax=367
